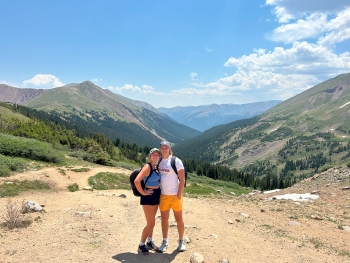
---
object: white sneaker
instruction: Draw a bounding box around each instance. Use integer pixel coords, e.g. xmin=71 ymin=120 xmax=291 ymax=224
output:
xmin=158 ymin=240 xmax=169 ymax=253
xmin=178 ymin=239 xmax=186 ymax=252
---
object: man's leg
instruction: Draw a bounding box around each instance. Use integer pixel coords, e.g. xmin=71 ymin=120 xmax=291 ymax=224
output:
xmin=173 ymin=210 xmax=184 ymax=238
xmin=160 ymin=209 xmax=170 ymax=239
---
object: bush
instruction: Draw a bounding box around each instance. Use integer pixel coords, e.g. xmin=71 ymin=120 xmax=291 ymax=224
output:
xmin=0 ymin=133 xmax=65 ymax=163
xmin=0 ymin=154 xmax=27 ymax=176
xmin=68 ymin=183 xmax=79 ymax=192
xmin=0 ymin=165 xmax=11 ymax=177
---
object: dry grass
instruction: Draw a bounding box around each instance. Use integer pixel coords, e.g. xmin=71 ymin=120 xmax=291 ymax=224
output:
xmin=1 ymin=199 xmax=31 ymax=229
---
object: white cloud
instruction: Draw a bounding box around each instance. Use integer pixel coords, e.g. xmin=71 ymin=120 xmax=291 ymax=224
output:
xmin=269 ymin=7 xmax=350 ymax=46
xmin=0 ymin=80 xmax=8 ymax=84
xmin=268 ymin=13 xmax=328 ymax=43
xmin=92 ymin=78 xmax=102 ymax=83
xmin=22 ymin=74 xmax=64 ymax=88
xmin=190 ymin=72 xmax=198 ymax=81
xmin=266 ymin=0 xmax=350 ymax=23
xmin=108 ymin=84 xmax=163 ymax=95
xmin=224 ymin=42 xmax=350 ymax=75
xmin=205 ymin=47 xmax=213 ymax=52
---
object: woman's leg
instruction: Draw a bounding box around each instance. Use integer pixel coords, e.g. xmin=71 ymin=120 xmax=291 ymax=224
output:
xmin=140 ymin=205 xmax=157 ymax=242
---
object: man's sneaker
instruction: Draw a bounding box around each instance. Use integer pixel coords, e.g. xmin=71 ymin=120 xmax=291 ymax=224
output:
xmin=157 ymin=240 xmax=169 ymax=253
xmin=177 ymin=239 xmax=186 ymax=252
xmin=146 ymin=240 xmax=158 ymax=251
xmin=137 ymin=244 xmax=149 ymax=255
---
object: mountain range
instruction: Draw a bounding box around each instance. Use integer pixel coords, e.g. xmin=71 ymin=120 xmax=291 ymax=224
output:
xmin=173 ymin=73 xmax=350 ymax=177
xmin=1 ymin=72 xmax=350 ymax=179
xmin=158 ymin=101 xmax=281 ymax=132
xmin=0 ymin=82 xmax=200 ymax=147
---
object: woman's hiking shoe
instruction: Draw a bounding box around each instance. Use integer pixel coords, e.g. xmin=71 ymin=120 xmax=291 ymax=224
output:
xmin=177 ymin=239 xmax=186 ymax=252
xmin=137 ymin=244 xmax=149 ymax=255
xmin=146 ymin=240 xmax=158 ymax=251
xmin=157 ymin=240 xmax=169 ymax=253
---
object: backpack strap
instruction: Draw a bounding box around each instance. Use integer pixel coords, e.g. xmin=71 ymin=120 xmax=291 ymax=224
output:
xmin=143 ymin=162 xmax=152 ymax=186
xmin=170 ymin=156 xmax=178 ymax=175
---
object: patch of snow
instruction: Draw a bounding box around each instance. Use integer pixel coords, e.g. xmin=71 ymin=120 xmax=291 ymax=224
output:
xmin=269 ymin=193 xmax=319 ymax=202
xmin=340 ymin=101 xmax=350 ymax=108
xmin=264 ymin=189 xmax=281 ymax=194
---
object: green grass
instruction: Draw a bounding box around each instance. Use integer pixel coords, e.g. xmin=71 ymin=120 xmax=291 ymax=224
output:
xmin=339 ymin=250 xmax=350 ymax=258
xmin=88 ymin=172 xmax=130 ymax=190
xmin=0 ymin=180 xmax=51 ymax=197
xmin=69 ymin=167 xmax=90 ymax=172
xmin=185 ymin=173 xmax=249 ymax=197
xmin=310 ymin=237 xmax=323 ymax=249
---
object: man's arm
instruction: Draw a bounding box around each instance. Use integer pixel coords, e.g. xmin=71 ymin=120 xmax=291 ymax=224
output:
xmin=177 ymin=168 xmax=185 ymax=199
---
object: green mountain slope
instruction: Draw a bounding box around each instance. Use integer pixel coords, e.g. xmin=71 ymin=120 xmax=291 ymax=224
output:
xmin=20 ymin=81 xmax=200 ymax=146
xmin=174 ymin=73 xmax=350 ymax=177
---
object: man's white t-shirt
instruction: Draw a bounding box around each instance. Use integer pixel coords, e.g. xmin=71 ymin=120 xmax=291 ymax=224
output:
xmin=158 ymin=155 xmax=184 ymax=195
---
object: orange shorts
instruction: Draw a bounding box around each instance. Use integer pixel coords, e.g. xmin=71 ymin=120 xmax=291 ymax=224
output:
xmin=159 ymin=194 xmax=183 ymax=212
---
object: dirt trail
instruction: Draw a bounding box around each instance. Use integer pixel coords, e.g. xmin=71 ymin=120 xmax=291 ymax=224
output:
xmin=0 ymin=166 xmax=350 ymax=263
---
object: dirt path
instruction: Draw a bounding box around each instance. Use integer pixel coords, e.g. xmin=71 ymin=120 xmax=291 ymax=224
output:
xmin=1 ymin=166 xmax=350 ymax=263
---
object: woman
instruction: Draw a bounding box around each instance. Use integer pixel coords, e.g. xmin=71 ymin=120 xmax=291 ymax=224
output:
xmin=134 ymin=148 xmax=161 ymax=255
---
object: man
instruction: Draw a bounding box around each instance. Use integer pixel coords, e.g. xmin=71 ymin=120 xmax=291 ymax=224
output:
xmin=157 ymin=140 xmax=186 ymax=253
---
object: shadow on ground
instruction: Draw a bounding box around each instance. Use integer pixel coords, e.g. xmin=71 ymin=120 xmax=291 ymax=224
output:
xmin=112 ymin=249 xmax=179 ymax=263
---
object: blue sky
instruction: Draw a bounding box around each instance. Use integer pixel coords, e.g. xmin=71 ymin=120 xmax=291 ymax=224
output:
xmin=1 ymin=0 xmax=350 ymax=108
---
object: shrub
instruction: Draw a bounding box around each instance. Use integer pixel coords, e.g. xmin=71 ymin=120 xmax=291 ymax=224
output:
xmin=1 ymin=199 xmax=31 ymax=229
xmin=0 ymin=134 xmax=64 ymax=163
xmin=68 ymin=183 xmax=79 ymax=192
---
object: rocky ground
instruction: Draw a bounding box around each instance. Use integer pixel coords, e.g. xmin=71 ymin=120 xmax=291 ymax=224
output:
xmin=0 ymin=165 xmax=350 ymax=263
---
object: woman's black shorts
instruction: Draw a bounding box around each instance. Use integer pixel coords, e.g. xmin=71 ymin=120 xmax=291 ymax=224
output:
xmin=140 ymin=188 xmax=161 ymax=206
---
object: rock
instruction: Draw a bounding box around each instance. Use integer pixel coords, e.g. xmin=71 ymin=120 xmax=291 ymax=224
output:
xmin=228 ymin=220 xmax=233 ymax=224
xmin=230 ymin=192 xmax=236 ymax=195
xmin=183 ymin=236 xmax=191 ymax=243
xmin=342 ymin=186 xmax=350 ymax=190
xmin=210 ymin=233 xmax=218 ymax=239
xmin=22 ymin=201 xmax=43 ymax=213
xmin=220 ymin=259 xmax=229 ymax=263
xmin=119 ymin=194 xmax=126 ymax=198
xmin=342 ymin=226 xmax=350 ymax=231
xmin=288 ymin=221 xmax=303 ymax=226
xmin=235 ymin=218 xmax=241 ymax=222
xmin=311 ymin=215 xmax=323 ymax=220
xmin=311 ymin=190 xmax=319 ymax=194
xmin=190 ymin=253 xmax=204 ymax=263
xmin=240 ymin=213 xmax=250 ymax=218
xmin=83 ymin=186 xmax=93 ymax=191
xmin=75 ymin=211 xmax=92 ymax=217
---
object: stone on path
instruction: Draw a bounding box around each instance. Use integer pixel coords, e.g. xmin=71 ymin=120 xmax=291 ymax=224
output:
xmin=190 ymin=253 xmax=204 ymax=263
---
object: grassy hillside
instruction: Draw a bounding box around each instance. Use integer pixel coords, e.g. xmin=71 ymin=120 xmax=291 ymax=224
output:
xmin=22 ymin=81 xmax=200 ymax=146
xmin=174 ymin=73 xmax=350 ymax=181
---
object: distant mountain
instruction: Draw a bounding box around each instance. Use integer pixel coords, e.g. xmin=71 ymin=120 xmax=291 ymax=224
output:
xmin=0 ymin=81 xmax=200 ymax=147
xmin=174 ymin=73 xmax=350 ymax=176
xmin=0 ymin=84 xmax=45 ymax=104
xmin=158 ymin=101 xmax=282 ymax=132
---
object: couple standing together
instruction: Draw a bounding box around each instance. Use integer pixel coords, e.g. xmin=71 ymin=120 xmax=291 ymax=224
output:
xmin=134 ymin=140 xmax=186 ymax=255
